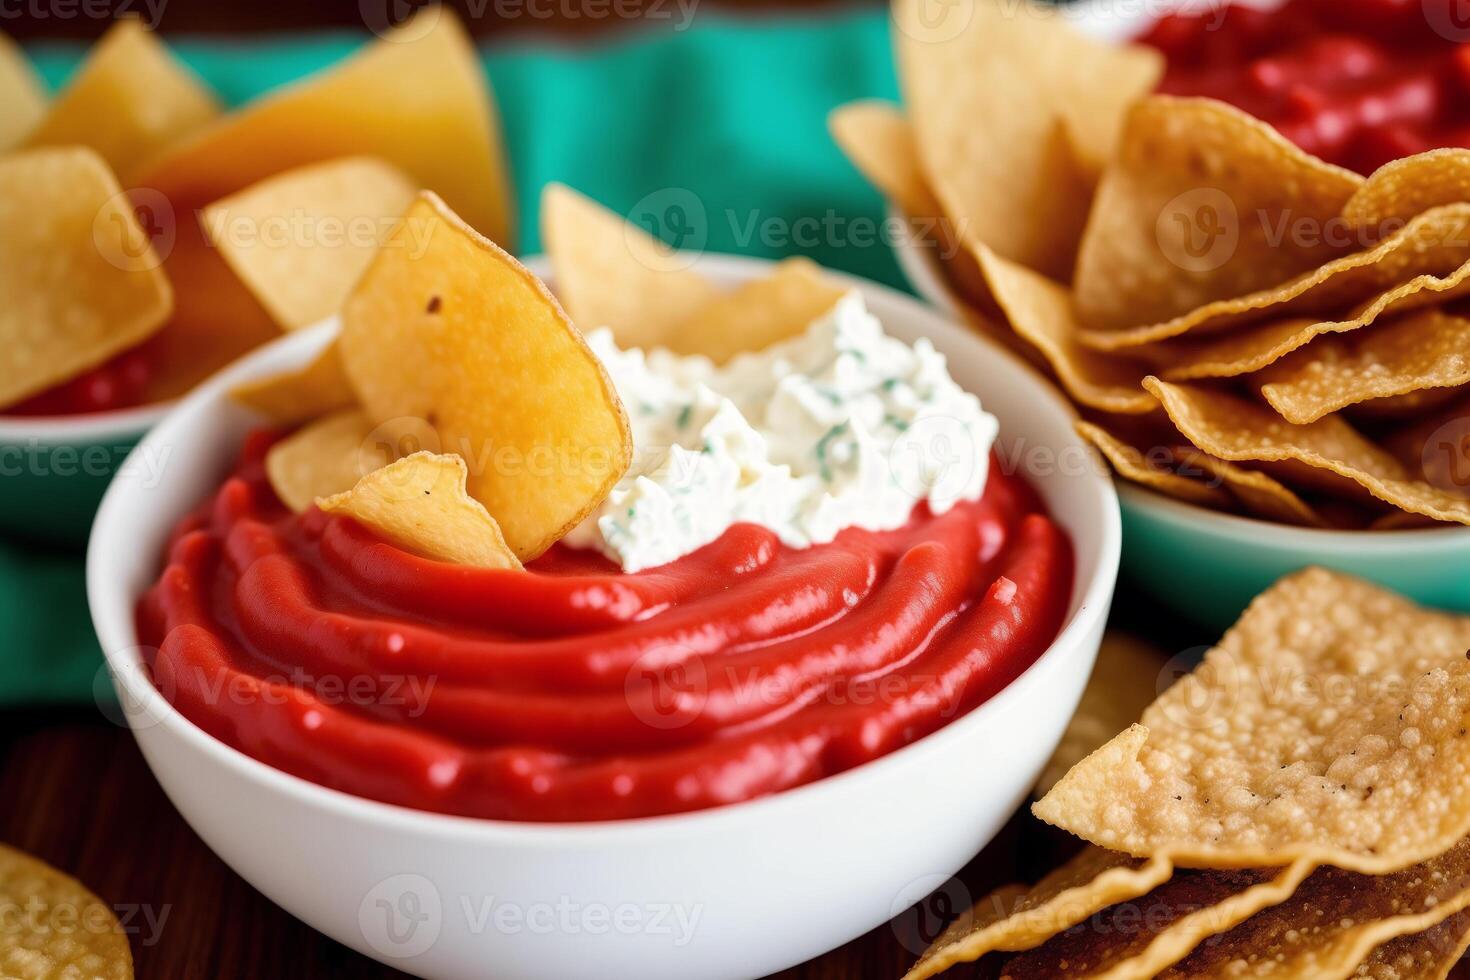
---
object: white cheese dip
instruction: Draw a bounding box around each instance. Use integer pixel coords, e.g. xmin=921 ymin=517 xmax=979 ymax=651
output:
xmin=564 ymin=291 xmax=1000 ymax=572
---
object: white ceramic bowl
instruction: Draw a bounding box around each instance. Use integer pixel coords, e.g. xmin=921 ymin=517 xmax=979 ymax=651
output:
xmin=88 ymin=254 xmax=1119 ymax=980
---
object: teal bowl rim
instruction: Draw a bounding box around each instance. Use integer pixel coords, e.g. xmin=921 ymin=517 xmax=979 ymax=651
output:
xmin=0 ymin=399 xmax=173 ymax=443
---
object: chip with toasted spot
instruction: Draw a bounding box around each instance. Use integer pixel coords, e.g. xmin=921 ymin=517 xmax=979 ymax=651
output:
xmin=319 ymin=451 xmax=521 ymax=569
xmin=341 ymin=192 xmax=631 ymax=560
xmin=1076 ymin=420 xmax=1232 ymax=509
xmin=1171 ymin=449 xmax=1327 ymax=527
xmin=230 ymin=341 xmax=356 ymax=425
xmin=1146 ymin=378 xmax=1470 ymax=525
xmin=0 ymin=32 xmax=45 ymax=151
xmin=0 ymin=843 xmax=132 ymax=980
xmin=0 ymin=146 xmax=173 ymax=409
xmin=1345 ymin=149 xmax=1470 ymax=229
xmin=265 ymin=409 xmax=388 ymax=513
xmin=904 ymin=848 xmax=1175 ymax=980
xmin=204 ymin=157 xmax=417 ymax=332
xmin=893 ymin=0 xmax=1160 ymax=280
xmin=1075 ymin=96 xmax=1363 ymax=333
xmin=541 ymin=182 xmax=718 ymax=351
xmin=136 ymin=8 xmax=511 ymax=245
xmin=1035 ymin=568 xmax=1470 ymax=872
xmin=1079 ymin=203 xmax=1470 ymax=352
xmin=667 ymin=257 xmax=848 ymax=362
xmin=22 ymin=19 xmax=217 ymax=181
xmin=1259 ymin=309 xmax=1470 ymax=424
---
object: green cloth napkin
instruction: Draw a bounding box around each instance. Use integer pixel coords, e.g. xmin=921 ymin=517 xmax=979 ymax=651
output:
xmin=6 ymin=10 xmax=905 ymax=704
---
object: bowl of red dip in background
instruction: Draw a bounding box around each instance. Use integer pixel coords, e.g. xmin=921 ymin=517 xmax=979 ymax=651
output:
xmin=87 ymin=255 xmax=1119 ymax=980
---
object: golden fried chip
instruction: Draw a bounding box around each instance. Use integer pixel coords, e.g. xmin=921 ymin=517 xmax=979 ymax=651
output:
xmin=1075 ymin=97 xmax=1363 ymax=332
xmin=23 ymin=20 xmax=217 ymax=181
xmin=0 ymin=32 xmax=45 ymax=151
xmin=1037 ymin=633 xmax=1169 ymax=796
xmin=1345 ymin=149 xmax=1470 ymax=229
xmin=997 ymin=860 xmax=1315 ymax=980
xmin=319 ymin=451 xmax=522 ymax=569
xmin=265 ymin=409 xmax=387 ymax=513
xmin=340 ymin=192 xmax=631 ymax=560
xmin=0 ymin=146 xmax=173 ymax=409
xmin=203 ymin=157 xmax=417 ymax=331
xmin=1076 ymin=420 xmax=1232 ymax=509
xmin=1259 ymin=309 xmax=1470 ymax=424
xmin=1172 ymin=449 xmax=1327 ymax=527
xmin=541 ymin=182 xmax=717 ymax=350
xmin=1160 ymin=839 xmax=1470 ymax=980
xmin=0 ymin=843 xmax=132 ymax=980
xmin=1358 ymin=907 xmax=1470 ymax=979
xmin=905 ymin=848 xmax=1176 ymax=980
xmin=893 ymin=0 xmax=1160 ymax=280
xmin=666 ymin=257 xmax=847 ymax=362
xmin=230 ymin=342 xmax=356 ymax=425
xmin=1146 ymin=379 xmax=1470 ymax=524
xmin=1035 ymin=569 xmax=1470 ymax=872
xmin=137 ymin=8 xmax=511 ymax=245
xmin=1081 ymin=204 xmax=1470 ymax=351
xmin=978 ymin=248 xmax=1154 ymax=413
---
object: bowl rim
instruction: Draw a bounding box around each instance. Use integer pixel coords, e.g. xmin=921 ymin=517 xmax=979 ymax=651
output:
xmin=886 ymin=207 xmax=1470 ymax=546
xmin=87 ymin=250 xmax=1120 ymax=843
xmin=0 ymin=398 xmax=174 ymax=443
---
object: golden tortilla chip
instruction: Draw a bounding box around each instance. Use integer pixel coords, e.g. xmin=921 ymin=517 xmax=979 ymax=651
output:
xmin=1035 ymin=569 xmax=1470 ymax=872
xmin=23 ymin=19 xmax=218 ymax=182
xmin=1357 ymin=906 xmax=1470 ymax=979
xmin=540 ymin=182 xmax=717 ymax=351
xmin=1146 ymin=378 xmax=1470 ymax=524
xmin=1172 ymin=449 xmax=1328 ymax=527
xmin=1037 ymin=633 xmax=1169 ymax=796
xmin=1075 ymin=96 xmax=1363 ymax=332
xmin=0 ymin=843 xmax=132 ymax=980
xmin=1076 ymin=420 xmax=1232 ymax=509
xmin=905 ymin=848 xmax=1176 ymax=980
xmin=230 ymin=342 xmax=356 ymax=425
xmin=340 ymin=192 xmax=631 ymax=560
xmin=666 ymin=257 xmax=847 ymax=362
xmin=319 ymin=451 xmax=522 ymax=569
xmin=203 ymin=157 xmax=417 ymax=331
xmin=1345 ymin=149 xmax=1470 ymax=229
xmin=265 ymin=408 xmax=387 ymax=513
xmin=0 ymin=32 xmax=45 ymax=151
xmin=1259 ymin=309 xmax=1470 ymax=424
xmin=136 ymin=8 xmax=512 ymax=246
xmin=978 ymin=248 xmax=1154 ymax=413
xmin=0 ymin=146 xmax=173 ymax=409
xmin=1080 ymin=204 xmax=1470 ymax=351
xmin=893 ymin=0 xmax=1160 ymax=280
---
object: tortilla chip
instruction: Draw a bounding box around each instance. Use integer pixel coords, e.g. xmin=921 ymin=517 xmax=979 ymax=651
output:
xmin=23 ymin=20 xmax=218 ymax=182
xmin=0 ymin=843 xmax=132 ymax=980
xmin=978 ymin=249 xmax=1154 ymax=413
xmin=667 ymin=257 xmax=847 ymax=362
xmin=136 ymin=8 xmax=512 ymax=246
xmin=1075 ymin=97 xmax=1363 ymax=333
xmin=1358 ymin=907 xmax=1470 ymax=979
xmin=265 ymin=409 xmax=387 ymax=513
xmin=1034 ymin=569 xmax=1470 ymax=872
xmin=1076 ymin=420 xmax=1233 ymax=509
xmin=319 ymin=451 xmax=522 ymax=569
xmin=340 ymin=192 xmax=631 ymax=560
xmin=203 ymin=157 xmax=417 ymax=331
xmin=1171 ymin=449 xmax=1328 ymax=527
xmin=1146 ymin=379 xmax=1470 ymax=524
xmin=541 ymin=182 xmax=717 ymax=351
xmin=1345 ymin=149 xmax=1470 ymax=229
xmin=1259 ymin=309 xmax=1470 ymax=424
xmin=1080 ymin=203 xmax=1470 ymax=352
xmin=231 ymin=342 xmax=356 ymax=425
xmin=1037 ymin=633 xmax=1169 ymax=796
xmin=893 ymin=0 xmax=1161 ymax=279
xmin=0 ymin=32 xmax=45 ymax=151
xmin=904 ymin=848 xmax=1176 ymax=980
xmin=0 ymin=146 xmax=173 ymax=409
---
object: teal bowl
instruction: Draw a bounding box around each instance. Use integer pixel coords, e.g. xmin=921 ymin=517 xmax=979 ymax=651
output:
xmin=0 ymin=403 xmax=170 ymax=548
xmin=1119 ymin=484 xmax=1470 ymax=631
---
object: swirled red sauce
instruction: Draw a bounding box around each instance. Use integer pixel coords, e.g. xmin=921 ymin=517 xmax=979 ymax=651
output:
xmin=136 ymin=431 xmax=1073 ymax=822
xmin=4 ymin=337 xmax=159 ymax=416
xmin=1144 ymin=0 xmax=1470 ymax=174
